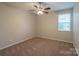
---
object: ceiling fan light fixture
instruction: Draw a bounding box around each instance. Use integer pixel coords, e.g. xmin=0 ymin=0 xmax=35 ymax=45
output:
xmin=37 ymin=10 xmax=43 ymax=15
xmin=34 ymin=2 xmax=50 ymax=15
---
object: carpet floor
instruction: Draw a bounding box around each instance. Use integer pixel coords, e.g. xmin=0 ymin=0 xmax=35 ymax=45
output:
xmin=0 ymin=37 xmax=78 ymax=56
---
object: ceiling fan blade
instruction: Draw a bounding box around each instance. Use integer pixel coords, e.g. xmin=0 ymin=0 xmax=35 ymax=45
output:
xmin=38 ymin=2 xmax=42 ymax=4
xmin=34 ymin=5 xmax=38 ymax=8
xmin=43 ymin=11 xmax=49 ymax=14
xmin=44 ymin=7 xmax=51 ymax=10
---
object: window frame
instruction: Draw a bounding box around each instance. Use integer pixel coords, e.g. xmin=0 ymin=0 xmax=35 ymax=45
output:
xmin=57 ymin=13 xmax=72 ymax=32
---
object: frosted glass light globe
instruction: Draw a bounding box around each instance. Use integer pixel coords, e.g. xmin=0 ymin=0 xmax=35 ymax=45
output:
xmin=37 ymin=11 xmax=43 ymax=15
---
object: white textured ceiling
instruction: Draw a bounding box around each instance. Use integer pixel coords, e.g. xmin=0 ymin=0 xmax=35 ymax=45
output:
xmin=4 ymin=2 xmax=76 ymax=11
xmin=44 ymin=2 xmax=76 ymax=11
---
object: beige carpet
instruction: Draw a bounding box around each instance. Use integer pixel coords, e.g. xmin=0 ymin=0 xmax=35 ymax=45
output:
xmin=0 ymin=37 xmax=78 ymax=56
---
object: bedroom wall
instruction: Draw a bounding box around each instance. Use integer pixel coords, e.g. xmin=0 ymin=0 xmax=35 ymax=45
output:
xmin=73 ymin=3 xmax=79 ymax=55
xmin=0 ymin=3 xmax=74 ymax=50
xmin=0 ymin=3 xmax=36 ymax=49
xmin=36 ymin=9 xmax=73 ymax=43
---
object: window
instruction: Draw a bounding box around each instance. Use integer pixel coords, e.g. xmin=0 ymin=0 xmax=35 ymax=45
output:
xmin=58 ymin=13 xmax=71 ymax=31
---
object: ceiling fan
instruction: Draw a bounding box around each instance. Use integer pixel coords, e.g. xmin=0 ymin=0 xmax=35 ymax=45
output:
xmin=33 ymin=2 xmax=51 ymax=15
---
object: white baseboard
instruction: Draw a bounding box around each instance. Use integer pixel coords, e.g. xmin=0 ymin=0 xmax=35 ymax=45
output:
xmin=0 ymin=36 xmax=34 ymax=50
xmin=73 ymin=41 xmax=79 ymax=56
xmin=74 ymin=48 xmax=79 ymax=56
xmin=37 ymin=36 xmax=73 ymax=43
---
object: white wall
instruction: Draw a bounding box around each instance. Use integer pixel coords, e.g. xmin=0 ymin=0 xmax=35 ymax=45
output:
xmin=0 ymin=3 xmax=36 ymax=49
xmin=73 ymin=3 xmax=79 ymax=55
xmin=0 ymin=3 xmax=73 ymax=50
xmin=36 ymin=9 xmax=73 ymax=43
